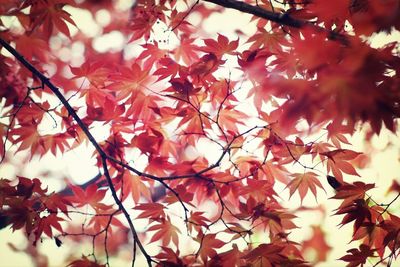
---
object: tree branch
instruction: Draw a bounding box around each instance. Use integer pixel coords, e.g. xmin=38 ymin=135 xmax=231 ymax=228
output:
xmin=204 ymin=0 xmax=304 ymax=28
xmin=0 ymin=38 xmax=152 ymax=267
xmin=203 ymin=0 xmax=348 ymax=44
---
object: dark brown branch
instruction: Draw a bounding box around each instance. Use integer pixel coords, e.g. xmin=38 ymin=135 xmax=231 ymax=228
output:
xmin=203 ymin=0 xmax=348 ymax=44
xmin=204 ymin=0 xmax=304 ymax=28
xmin=0 ymin=37 xmax=152 ymax=267
xmin=0 ymin=39 xmax=105 ymax=156
xmin=100 ymin=157 xmax=155 ymax=267
xmin=0 ymin=36 xmax=274 ymax=266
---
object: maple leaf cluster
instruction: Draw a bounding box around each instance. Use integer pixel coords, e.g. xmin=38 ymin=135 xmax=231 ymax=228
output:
xmin=0 ymin=177 xmax=67 ymax=245
xmin=0 ymin=0 xmax=399 ymax=266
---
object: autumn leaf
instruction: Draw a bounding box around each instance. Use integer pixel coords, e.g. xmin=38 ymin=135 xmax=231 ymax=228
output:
xmin=208 ymin=244 xmax=242 ymax=267
xmin=386 ymin=180 xmax=400 ymax=194
xmin=247 ymin=28 xmax=288 ymax=52
xmin=164 ymin=184 xmax=195 ymax=206
xmin=332 ymin=182 xmax=375 ymax=202
xmin=35 ymin=214 xmax=64 ymax=240
xmin=43 ymin=193 xmax=71 ymax=215
xmin=168 ymin=77 xmax=199 ymax=99
xmin=339 ymin=244 xmax=376 ymax=267
xmin=381 ymin=214 xmax=400 ymax=254
xmin=153 ymin=57 xmax=181 ymax=81
xmin=0 ymin=123 xmax=5 ymax=159
xmin=147 ymin=219 xmax=181 ymax=247
xmin=308 ymin=0 xmax=349 ymax=28
xmin=108 ymin=63 xmax=153 ymax=100
xmin=70 ymin=60 xmax=109 ymax=87
xmin=173 ymin=35 xmax=200 ymax=65
xmin=285 ymin=172 xmax=326 ymax=203
xmin=1 ymin=0 xmax=400 ymax=265
xmin=291 ymin=27 xmax=342 ymax=71
xmin=88 ymin=210 xmax=126 ymax=233
xmin=197 ymin=233 xmax=225 ymax=263
xmin=86 ymin=96 xmax=125 ymax=122
xmin=326 ymin=175 xmax=342 ymax=190
xmin=175 ymin=107 xmax=212 ymax=134
xmin=121 ymin=172 xmax=151 ymax=203
xmin=237 ymin=49 xmax=270 ymax=83
xmin=67 ymin=256 xmax=105 ymax=267
xmin=301 ymin=226 xmax=331 ymax=263
xmin=134 ymin=203 xmax=166 ymax=220
xmin=242 ymin=243 xmax=286 ymax=266
xmin=128 ymin=2 xmax=164 ymax=41
xmin=240 ymin=178 xmax=277 ymax=203
xmin=6 ymin=203 xmax=38 ymax=234
xmin=260 ymin=160 xmax=290 ymax=184
xmin=29 ymin=1 xmax=77 ymax=38
xmin=189 ymin=53 xmax=221 ymax=77
xmin=217 ymin=105 xmax=247 ymax=132
xmin=145 ymin=156 xmax=174 ymax=176
xmin=320 ymin=149 xmax=362 ymax=181
xmin=188 ymin=211 xmax=210 ymax=233
xmin=169 ymin=8 xmax=193 ymax=34
xmin=10 ymin=122 xmax=40 ymax=153
xmin=335 ymin=199 xmax=372 ymax=231
xmin=199 ymin=34 xmax=239 ymax=57
xmin=352 ymin=222 xmax=386 ymax=258
xmin=15 ymin=35 xmax=48 ymax=61
xmin=154 ymin=246 xmax=184 ymax=266
xmin=67 ymin=183 xmax=110 ymax=210
xmin=137 ymin=42 xmax=167 ymax=70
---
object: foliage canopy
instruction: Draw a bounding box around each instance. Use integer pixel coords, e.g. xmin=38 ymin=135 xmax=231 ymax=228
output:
xmin=0 ymin=0 xmax=400 ymax=266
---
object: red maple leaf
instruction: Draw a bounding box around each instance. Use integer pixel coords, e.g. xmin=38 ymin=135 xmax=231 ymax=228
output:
xmin=242 ymin=243 xmax=286 ymax=266
xmin=320 ymin=149 xmax=362 ymax=181
xmin=199 ymin=34 xmax=239 ymax=57
xmin=108 ymin=63 xmax=153 ymax=100
xmin=35 ymin=214 xmax=64 ymax=240
xmin=301 ymin=226 xmax=331 ymax=263
xmin=285 ymin=172 xmax=326 ymax=203
xmin=120 ymin=172 xmax=151 ymax=203
xmin=153 ymin=57 xmax=182 ymax=81
xmin=197 ymin=233 xmax=225 ymax=263
xmin=67 ymin=256 xmax=105 ymax=267
xmin=70 ymin=61 xmax=109 ymax=88
xmin=332 ymin=182 xmax=375 ymax=203
xmin=67 ymin=183 xmax=110 ymax=211
xmin=173 ymin=34 xmax=200 ymax=65
xmin=339 ymin=244 xmax=376 ymax=267
xmin=28 ymin=0 xmax=77 ymax=38
xmin=134 ymin=203 xmax=166 ymax=220
xmin=147 ymin=219 xmax=181 ymax=247
xmin=217 ymin=105 xmax=247 ymax=133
